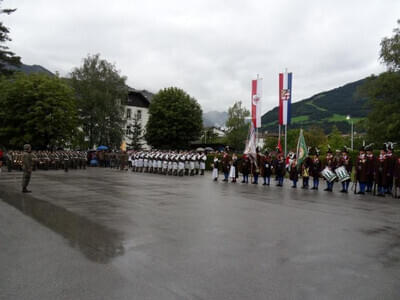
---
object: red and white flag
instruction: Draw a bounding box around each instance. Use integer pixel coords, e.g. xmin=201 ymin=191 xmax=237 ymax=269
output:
xmin=251 ymin=78 xmax=262 ymax=128
xmin=279 ymin=71 xmax=293 ymax=125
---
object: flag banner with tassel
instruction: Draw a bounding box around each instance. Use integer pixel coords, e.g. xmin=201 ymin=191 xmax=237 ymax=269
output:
xmin=251 ymin=78 xmax=262 ymax=128
xmin=296 ymin=129 xmax=308 ymax=166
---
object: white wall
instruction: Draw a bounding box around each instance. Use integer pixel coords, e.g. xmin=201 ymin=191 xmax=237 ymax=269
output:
xmin=123 ymin=106 xmax=150 ymax=150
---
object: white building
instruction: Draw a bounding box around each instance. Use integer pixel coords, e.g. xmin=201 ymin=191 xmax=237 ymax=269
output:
xmin=123 ymin=88 xmax=153 ymax=150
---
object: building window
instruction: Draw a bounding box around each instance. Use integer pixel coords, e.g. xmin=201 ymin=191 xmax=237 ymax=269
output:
xmin=126 ymin=125 xmax=131 ymax=135
xmin=126 ymin=108 xmax=131 ymax=119
xmin=137 ymin=110 xmax=142 ymax=120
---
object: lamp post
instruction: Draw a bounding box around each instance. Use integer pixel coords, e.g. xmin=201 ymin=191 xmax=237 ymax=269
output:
xmin=346 ymin=115 xmax=353 ymax=150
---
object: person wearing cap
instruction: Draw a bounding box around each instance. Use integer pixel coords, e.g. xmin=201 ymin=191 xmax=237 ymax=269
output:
xmin=365 ymin=146 xmax=375 ymax=193
xmin=310 ymin=148 xmax=322 ymax=190
xmin=394 ymin=155 xmax=400 ymax=198
xmin=355 ymin=147 xmax=367 ymax=194
xmin=240 ymin=154 xmax=250 ymax=183
xmin=339 ymin=147 xmax=353 ymax=193
xmin=221 ymin=150 xmax=231 ymax=182
xmin=324 ymin=148 xmax=336 ymax=192
xmin=275 ymin=153 xmax=286 ymax=187
xmin=22 ymin=144 xmax=33 ymax=193
xmin=384 ymin=143 xmax=396 ymax=194
xmin=262 ymin=151 xmax=272 ymax=186
xmin=375 ymin=146 xmax=387 ymax=197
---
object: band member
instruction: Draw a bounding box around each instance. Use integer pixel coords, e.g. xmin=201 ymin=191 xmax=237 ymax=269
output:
xmin=301 ymin=152 xmax=312 ymax=189
xmin=241 ymin=154 xmax=250 ymax=183
xmin=394 ymin=156 xmax=400 ymax=198
xmin=310 ymin=148 xmax=322 ymax=190
xmin=262 ymin=151 xmax=272 ymax=186
xmin=229 ymin=154 xmax=238 ymax=183
xmin=324 ymin=148 xmax=336 ymax=192
xmin=385 ymin=143 xmax=396 ymax=194
xmin=212 ymin=155 xmax=220 ymax=181
xmin=289 ymin=154 xmax=298 ymax=188
xmin=375 ymin=147 xmax=387 ymax=197
xmin=339 ymin=147 xmax=353 ymax=193
xmin=252 ymin=147 xmax=261 ymax=184
xmin=221 ymin=151 xmax=230 ymax=182
xmin=275 ymin=153 xmax=286 ymax=187
xmin=199 ymin=152 xmax=206 ymax=175
xmin=355 ymin=147 xmax=367 ymax=194
xmin=365 ymin=145 xmax=375 ymax=193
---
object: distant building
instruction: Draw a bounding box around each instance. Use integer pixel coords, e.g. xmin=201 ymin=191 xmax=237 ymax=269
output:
xmin=123 ymin=88 xmax=154 ymax=150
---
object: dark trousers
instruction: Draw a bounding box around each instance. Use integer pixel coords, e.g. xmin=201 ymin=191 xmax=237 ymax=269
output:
xmin=22 ymin=171 xmax=31 ymax=190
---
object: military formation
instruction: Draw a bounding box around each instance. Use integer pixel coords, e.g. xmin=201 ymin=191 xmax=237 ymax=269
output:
xmin=130 ymin=150 xmax=207 ymax=176
xmin=3 ymin=149 xmax=87 ymax=172
xmin=211 ymin=143 xmax=400 ymax=198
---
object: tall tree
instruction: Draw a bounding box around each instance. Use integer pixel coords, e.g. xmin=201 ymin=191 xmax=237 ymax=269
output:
xmin=127 ymin=112 xmax=143 ymax=150
xmin=225 ymin=101 xmax=250 ymax=151
xmin=0 ymin=73 xmax=78 ymax=148
xmin=361 ymin=20 xmax=400 ymax=144
xmin=0 ymin=0 xmax=21 ymax=75
xmin=145 ymin=87 xmax=203 ymax=149
xmin=70 ymin=54 xmax=127 ymax=149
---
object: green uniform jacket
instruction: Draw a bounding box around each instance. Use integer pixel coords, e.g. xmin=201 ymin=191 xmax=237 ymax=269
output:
xmin=23 ymin=152 xmax=33 ymax=173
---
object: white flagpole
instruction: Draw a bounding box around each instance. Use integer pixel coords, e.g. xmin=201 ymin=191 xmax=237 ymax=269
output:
xmin=284 ymin=124 xmax=287 ymax=157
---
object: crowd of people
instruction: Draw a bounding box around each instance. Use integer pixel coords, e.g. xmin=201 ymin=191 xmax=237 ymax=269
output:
xmin=211 ymin=143 xmax=400 ymax=198
xmin=0 ymin=149 xmax=87 ymax=172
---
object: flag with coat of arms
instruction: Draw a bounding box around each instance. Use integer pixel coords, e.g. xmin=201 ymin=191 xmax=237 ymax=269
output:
xmin=296 ymin=129 xmax=308 ymax=167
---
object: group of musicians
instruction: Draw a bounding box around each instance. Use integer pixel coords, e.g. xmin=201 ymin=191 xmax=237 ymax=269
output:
xmin=130 ymin=151 xmax=207 ymax=176
xmin=212 ymin=143 xmax=400 ymax=198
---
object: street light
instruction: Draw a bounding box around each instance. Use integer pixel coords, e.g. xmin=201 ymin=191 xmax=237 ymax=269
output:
xmin=346 ymin=115 xmax=353 ymax=150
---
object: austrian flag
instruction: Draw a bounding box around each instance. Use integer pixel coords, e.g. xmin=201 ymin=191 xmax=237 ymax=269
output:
xmin=279 ymin=72 xmax=293 ymax=125
xmin=251 ymin=78 xmax=262 ymax=128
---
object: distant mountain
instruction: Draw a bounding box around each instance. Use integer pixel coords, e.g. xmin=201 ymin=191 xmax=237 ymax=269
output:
xmin=5 ymin=62 xmax=54 ymax=76
xmin=203 ymin=111 xmax=228 ymax=127
xmin=261 ymin=78 xmax=369 ymax=133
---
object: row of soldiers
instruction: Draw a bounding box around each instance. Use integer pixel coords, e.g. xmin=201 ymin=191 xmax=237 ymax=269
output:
xmin=2 ymin=150 xmax=87 ymax=172
xmin=130 ymin=151 xmax=207 ymax=176
xmin=211 ymin=143 xmax=400 ymax=198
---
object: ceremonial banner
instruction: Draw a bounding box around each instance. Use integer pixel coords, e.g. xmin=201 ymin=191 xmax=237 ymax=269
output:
xmin=279 ymin=72 xmax=292 ymax=125
xmin=251 ymin=78 xmax=262 ymax=128
xmin=296 ymin=129 xmax=308 ymax=166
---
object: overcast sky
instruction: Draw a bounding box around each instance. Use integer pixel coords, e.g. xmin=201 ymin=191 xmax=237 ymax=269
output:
xmin=4 ymin=0 xmax=399 ymax=113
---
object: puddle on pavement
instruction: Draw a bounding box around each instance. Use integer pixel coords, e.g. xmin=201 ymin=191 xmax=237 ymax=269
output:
xmin=0 ymin=189 xmax=124 ymax=264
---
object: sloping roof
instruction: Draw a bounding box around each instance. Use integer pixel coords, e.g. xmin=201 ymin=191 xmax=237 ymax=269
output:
xmin=127 ymin=86 xmax=154 ymax=103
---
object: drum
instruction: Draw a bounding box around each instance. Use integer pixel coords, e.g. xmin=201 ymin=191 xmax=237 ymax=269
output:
xmin=321 ymin=166 xmax=337 ymax=182
xmin=335 ymin=166 xmax=350 ymax=182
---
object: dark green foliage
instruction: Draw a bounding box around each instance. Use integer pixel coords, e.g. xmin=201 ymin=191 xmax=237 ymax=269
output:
xmin=225 ymin=101 xmax=250 ymax=151
xmin=0 ymin=1 xmax=21 ymax=75
xmin=0 ymin=73 xmax=78 ymax=148
xmin=360 ymin=20 xmax=400 ymax=144
xmin=261 ymin=79 xmax=368 ymax=133
xmin=145 ymin=87 xmax=203 ymax=149
xmin=70 ymin=54 xmax=128 ymax=149
xmin=127 ymin=113 xmax=143 ymax=151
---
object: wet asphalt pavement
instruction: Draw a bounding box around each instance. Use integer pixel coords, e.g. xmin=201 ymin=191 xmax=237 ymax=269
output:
xmin=1 ymin=168 xmax=400 ymax=300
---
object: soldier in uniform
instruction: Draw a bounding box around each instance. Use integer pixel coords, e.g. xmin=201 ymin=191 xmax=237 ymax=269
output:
xmin=301 ymin=151 xmax=312 ymax=189
xmin=375 ymin=147 xmax=387 ymax=197
xmin=338 ymin=147 xmax=353 ymax=193
xmin=6 ymin=151 xmax=13 ymax=172
xmin=365 ymin=145 xmax=375 ymax=193
xmin=241 ymin=154 xmax=250 ymax=183
xmin=251 ymin=148 xmax=261 ymax=184
xmin=310 ymin=148 xmax=322 ymax=190
xmin=275 ymin=153 xmax=286 ymax=187
xmin=212 ymin=155 xmax=220 ymax=181
xmin=22 ymin=144 xmax=33 ymax=193
xmin=394 ymin=156 xmax=400 ymax=198
xmin=385 ymin=143 xmax=396 ymax=194
xmin=323 ymin=148 xmax=336 ymax=192
xmin=262 ymin=151 xmax=272 ymax=186
xmin=222 ymin=151 xmax=231 ymax=182
xmin=228 ymin=153 xmax=238 ymax=183
xmin=199 ymin=152 xmax=207 ymax=175
xmin=289 ymin=153 xmax=298 ymax=188
xmin=355 ymin=147 xmax=367 ymax=194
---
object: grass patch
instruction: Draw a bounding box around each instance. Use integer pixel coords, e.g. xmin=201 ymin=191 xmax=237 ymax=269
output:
xmin=305 ymin=100 xmax=327 ymax=112
xmin=291 ymin=115 xmax=309 ymax=123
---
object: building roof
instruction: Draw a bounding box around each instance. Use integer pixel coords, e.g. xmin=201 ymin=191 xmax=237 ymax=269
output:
xmin=126 ymin=86 xmax=154 ymax=108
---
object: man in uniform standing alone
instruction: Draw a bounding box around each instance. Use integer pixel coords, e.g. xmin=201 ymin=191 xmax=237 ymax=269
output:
xmin=22 ymin=144 xmax=33 ymax=193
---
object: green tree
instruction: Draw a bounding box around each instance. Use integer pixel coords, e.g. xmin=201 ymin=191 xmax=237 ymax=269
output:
xmin=70 ymin=54 xmax=127 ymax=149
xmin=0 ymin=0 xmax=21 ymax=75
xmin=202 ymin=127 xmax=220 ymax=144
xmin=145 ymin=87 xmax=203 ymax=149
xmin=127 ymin=112 xmax=143 ymax=150
xmin=360 ymin=20 xmax=400 ymax=144
xmin=327 ymin=125 xmax=345 ymax=151
xmin=304 ymin=126 xmax=328 ymax=149
xmin=0 ymin=73 xmax=78 ymax=148
xmin=225 ymin=101 xmax=250 ymax=151
xmin=380 ymin=19 xmax=400 ymax=71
